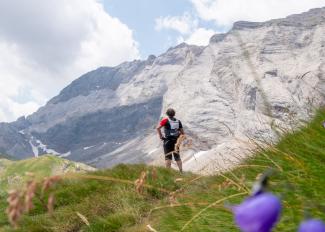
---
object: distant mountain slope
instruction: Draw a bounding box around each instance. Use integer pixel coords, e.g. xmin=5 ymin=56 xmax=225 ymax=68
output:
xmin=0 ymin=7 xmax=324 ymax=172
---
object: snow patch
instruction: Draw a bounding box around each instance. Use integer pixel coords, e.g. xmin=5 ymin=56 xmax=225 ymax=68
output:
xmin=29 ymin=140 xmax=39 ymax=157
xmin=60 ymin=151 xmax=71 ymax=158
xmin=83 ymin=145 xmax=96 ymax=150
xmin=186 ymin=151 xmax=208 ymax=163
xmin=35 ymin=139 xmax=60 ymax=155
xmin=148 ymin=148 xmax=158 ymax=155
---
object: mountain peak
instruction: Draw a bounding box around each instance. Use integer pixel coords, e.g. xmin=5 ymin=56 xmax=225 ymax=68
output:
xmin=1 ymin=7 xmax=324 ymax=173
xmin=231 ymin=7 xmax=325 ymax=31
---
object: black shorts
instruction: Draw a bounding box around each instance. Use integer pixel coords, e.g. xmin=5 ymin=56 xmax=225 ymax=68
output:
xmin=163 ymin=139 xmax=181 ymax=161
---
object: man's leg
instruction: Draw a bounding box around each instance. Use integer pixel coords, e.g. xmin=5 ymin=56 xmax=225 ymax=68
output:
xmin=163 ymin=140 xmax=173 ymax=168
xmin=174 ymin=152 xmax=183 ymax=173
xmin=176 ymin=160 xmax=183 ymax=173
xmin=165 ymin=159 xmax=172 ymax=168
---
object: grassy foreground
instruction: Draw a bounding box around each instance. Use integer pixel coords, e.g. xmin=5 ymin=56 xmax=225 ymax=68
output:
xmin=0 ymin=109 xmax=324 ymax=231
xmin=0 ymin=155 xmax=95 ymax=192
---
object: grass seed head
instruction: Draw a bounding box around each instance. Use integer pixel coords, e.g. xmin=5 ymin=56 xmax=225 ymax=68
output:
xmin=151 ymin=167 xmax=158 ymax=181
xmin=24 ymin=180 xmax=37 ymax=212
xmin=135 ymin=171 xmax=147 ymax=194
xmin=47 ymin=193 xmax=55 ymax=215
xmin=76 ymin=212 xmax=90 ymax=226
xmin=42 ymin=175 xmax=61 ymax=195
xmin=169 ymin=192 xmax=177 ymax=205
xmin=6 ymin=190 xmax=24 ymax=228
xmin=175 ymin=135 xmax=186 ymax=152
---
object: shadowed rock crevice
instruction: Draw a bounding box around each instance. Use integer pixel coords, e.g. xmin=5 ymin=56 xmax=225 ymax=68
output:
xmin=33 ymin=97 xmax=163 ymax=162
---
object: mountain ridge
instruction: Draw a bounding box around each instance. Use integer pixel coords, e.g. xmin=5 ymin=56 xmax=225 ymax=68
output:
xmin=0 ymin=7 xmax=324 ymax=173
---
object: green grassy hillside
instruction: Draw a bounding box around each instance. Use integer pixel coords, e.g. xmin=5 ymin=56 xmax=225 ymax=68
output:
xmin=0 ymin=155 xmax=95 ymax=192
xmin=0 ymin=109 xmax=324 ymax=232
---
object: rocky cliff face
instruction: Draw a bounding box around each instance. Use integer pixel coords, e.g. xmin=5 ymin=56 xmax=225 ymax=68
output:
xmin=1 ymin=8 xmax=324 ymax=173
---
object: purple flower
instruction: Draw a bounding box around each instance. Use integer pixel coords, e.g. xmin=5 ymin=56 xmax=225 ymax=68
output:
xmin=298 ymin=219 xmax=325 ymax=232
xmin=233 ymin=192 xmax=282 ymax=232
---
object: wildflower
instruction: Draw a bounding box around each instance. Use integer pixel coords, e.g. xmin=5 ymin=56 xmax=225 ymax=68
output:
xmin=232 ymin=172 xmax=282 ymax=232
xmin=298 ymin=219 xmax=325 ymax=232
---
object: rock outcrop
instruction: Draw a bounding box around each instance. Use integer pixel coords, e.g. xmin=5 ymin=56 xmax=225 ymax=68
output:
xmin=0 ymin=8 xmax=324 ymax=173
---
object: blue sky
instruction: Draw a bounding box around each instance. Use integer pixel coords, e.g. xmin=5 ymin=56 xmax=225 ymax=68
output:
xmin=102 ymin=0 xmax=220 ymax=58
xmin=0 ymin=0 xmax=324 ymax=122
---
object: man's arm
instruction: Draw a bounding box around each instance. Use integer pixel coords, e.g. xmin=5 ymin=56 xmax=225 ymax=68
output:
xmin=179 ymin=128 xmax=185 ymax=135
xmin=157 ymin=118 xmax=167 ymax=140
xmin=179 ymin=120 xmax=185 ymax=135
xmin=156 ymin=124 xmax=164 ymax=140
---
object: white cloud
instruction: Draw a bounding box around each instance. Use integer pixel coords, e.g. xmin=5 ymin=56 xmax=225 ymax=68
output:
xmin=191 ymin=0 xmax=325 ymax=28
xmin=157 ymin=1 xmax=325 ymax=47
xmin=179 ymin=27 xmax=216 ymax=46
xmin=155 ymin=12 xmax=217 ymax=46
xmin=155 ymin=12 xmax=198 ymax=35
xmin=0 ymin=0 xmax=139 ymax=122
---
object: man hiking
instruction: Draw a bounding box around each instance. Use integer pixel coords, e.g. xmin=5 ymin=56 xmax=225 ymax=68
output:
xmin=156 ymin=108 xmax=184 ymax=172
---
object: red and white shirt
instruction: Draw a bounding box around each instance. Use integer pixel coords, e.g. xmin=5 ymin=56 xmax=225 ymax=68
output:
xmin=160 ymin=117 xmax=183 ymax=138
